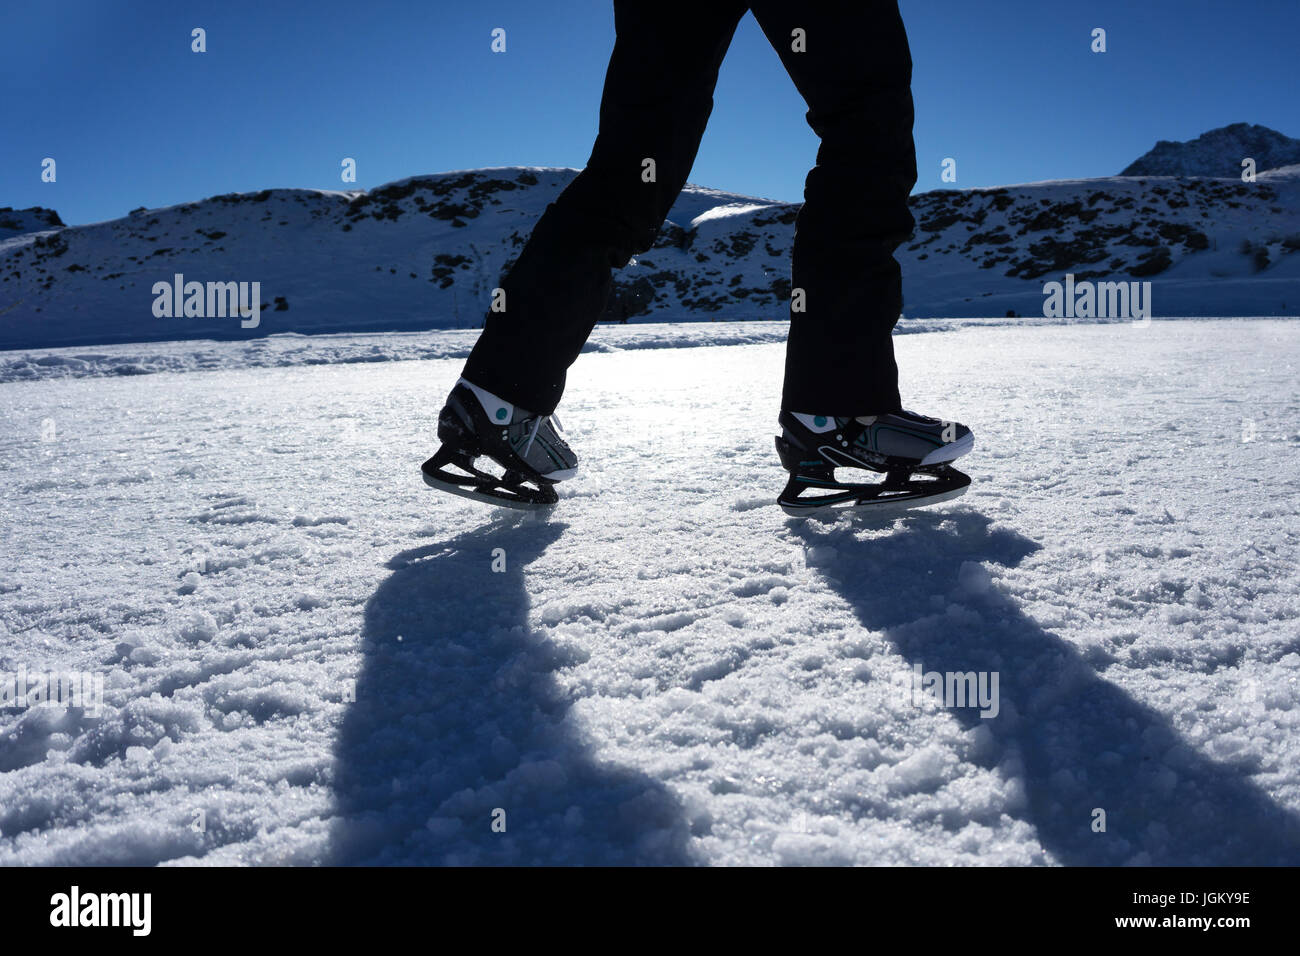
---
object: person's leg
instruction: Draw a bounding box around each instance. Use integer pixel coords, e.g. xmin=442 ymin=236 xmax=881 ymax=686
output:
xmin=462 ymin=1 xmax=749 ymax=415
xmin=750 ymin=1 xmax=918 ymax=415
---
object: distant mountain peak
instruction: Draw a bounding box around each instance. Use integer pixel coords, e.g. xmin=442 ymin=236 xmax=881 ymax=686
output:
xmin=1121 ymin=123 xmax=1300 ymax=177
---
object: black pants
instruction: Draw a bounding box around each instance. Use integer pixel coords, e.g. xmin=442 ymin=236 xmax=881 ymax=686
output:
xmin=463 ymin=1 xmax=917 ymax=416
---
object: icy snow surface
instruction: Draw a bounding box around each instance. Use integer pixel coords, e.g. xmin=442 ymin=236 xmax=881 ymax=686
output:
xmin=1 ymin=319 xmax=1298 ymax=865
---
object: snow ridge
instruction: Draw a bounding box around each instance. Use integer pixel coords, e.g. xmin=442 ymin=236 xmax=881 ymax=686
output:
xmin=2 ymin=163 xmax=1299 ymax=353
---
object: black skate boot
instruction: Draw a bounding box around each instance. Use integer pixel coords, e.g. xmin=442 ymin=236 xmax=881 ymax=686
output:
xmin=775 ymin=410 xmax=973 ymax=517
xmin=422 ymin=379 xmax=577 ymax=510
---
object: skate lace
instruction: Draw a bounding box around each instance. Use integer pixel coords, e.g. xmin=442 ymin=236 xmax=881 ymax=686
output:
xmin=522 ymin=417 xmax=542 ymax=458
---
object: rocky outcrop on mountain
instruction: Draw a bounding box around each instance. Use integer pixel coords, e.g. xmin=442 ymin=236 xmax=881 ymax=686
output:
xmin=1121 ymin=123 xmax=1300 ymax=177
xmin=0 ymin=206 xmax=64 ymax=239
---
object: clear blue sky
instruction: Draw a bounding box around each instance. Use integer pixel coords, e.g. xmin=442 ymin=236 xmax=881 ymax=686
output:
xmin=3 ymin=0 xmax=1297 ymax=226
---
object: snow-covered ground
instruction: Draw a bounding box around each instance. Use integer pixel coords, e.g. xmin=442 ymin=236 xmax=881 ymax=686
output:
xmin=0 ymin=315 xmax=1120 ymax=384
xmin=1 ymin=319 xmax=1298 ymax=865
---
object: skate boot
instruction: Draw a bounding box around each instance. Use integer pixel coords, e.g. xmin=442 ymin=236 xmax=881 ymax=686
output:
xmin=422 ymin=379 xmax=577 ymax=509
xmin=775 ymin=409 xmax=973 ymax=517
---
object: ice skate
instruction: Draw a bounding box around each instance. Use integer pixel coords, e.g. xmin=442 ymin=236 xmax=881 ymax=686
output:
xmin=775 ymin=409 xmax=973 ymax=517
xmin=422 ymin=379 xmax=577 ymax=510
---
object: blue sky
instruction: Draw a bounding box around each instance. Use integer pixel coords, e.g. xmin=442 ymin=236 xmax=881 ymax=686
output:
xmin=3 ymin=0 xmax=1297 ymax=225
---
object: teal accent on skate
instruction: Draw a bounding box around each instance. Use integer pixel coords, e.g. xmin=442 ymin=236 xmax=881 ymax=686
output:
xmin=813 ymin=416 xmax=828 ymax=427
xmin=495 ymin=408 xmax=508 ymax=421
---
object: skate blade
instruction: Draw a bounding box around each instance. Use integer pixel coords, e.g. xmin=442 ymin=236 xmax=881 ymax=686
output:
xmin=777 ymin=464 xmax=971 ymax=520
xmin=778 ymin=480 xmax=968 ymax=519
xmin=421 ymin=450 xmax=559 ymax=511
xmin=422 ymin=469 xmax=558 ymax=511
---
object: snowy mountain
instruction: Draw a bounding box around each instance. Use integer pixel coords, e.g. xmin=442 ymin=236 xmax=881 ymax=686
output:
xmin=3 ymin=162 xmax=1298 ymax=351
xmin=1121 ymin=122 xmax=1300 ymax=177
xmin=0 ymin=206 xmax=62 ymax=240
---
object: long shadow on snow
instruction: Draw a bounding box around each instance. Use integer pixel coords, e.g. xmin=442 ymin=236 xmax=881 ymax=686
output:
xmin=792 ymin=509 xmax=1300 ymax=865
xmin=328 ymin=515 xmax=691 ymax=864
